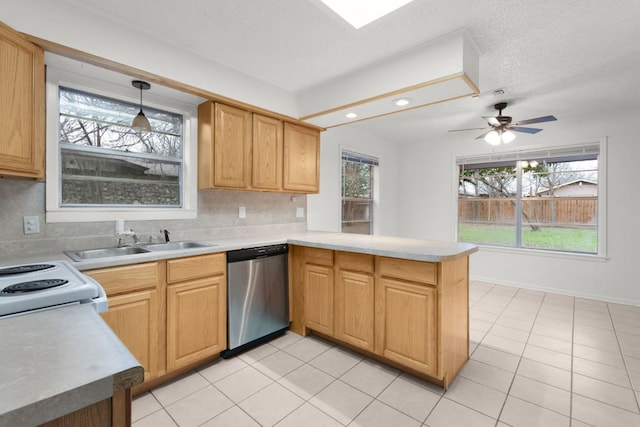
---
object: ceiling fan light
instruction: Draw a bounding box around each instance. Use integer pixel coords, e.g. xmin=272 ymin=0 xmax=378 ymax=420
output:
xmin=502 ymin=130 xmax=515 ymax=143
xmin=485 ymin=130 xmax=501 ymax=145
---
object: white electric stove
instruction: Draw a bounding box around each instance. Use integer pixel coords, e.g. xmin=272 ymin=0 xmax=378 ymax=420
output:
xmin=0 ymin=260 xmax=107 ymax=318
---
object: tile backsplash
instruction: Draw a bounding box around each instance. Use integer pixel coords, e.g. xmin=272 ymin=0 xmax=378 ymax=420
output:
xmin=0 ymin=180 xmax=307 ymax=257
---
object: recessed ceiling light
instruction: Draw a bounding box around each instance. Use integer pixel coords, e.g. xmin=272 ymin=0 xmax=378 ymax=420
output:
xmin=320 ymin=0 xmax=415 ymax=29
xmin=393 ymin=98 xmax=411 ymax=106
xmin=345 ymin=112 xmax=358 ymax=119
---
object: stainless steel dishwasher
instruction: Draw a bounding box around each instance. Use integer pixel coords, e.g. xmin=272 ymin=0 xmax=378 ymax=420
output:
xmin=221 ymin=244 xmax=289 ymax=358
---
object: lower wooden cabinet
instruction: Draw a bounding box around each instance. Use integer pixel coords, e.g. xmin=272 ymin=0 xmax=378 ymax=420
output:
xmin=375 ymin=277 xmax=437 ymax=376
xmin=291 ymin=245 xmax=470 ymax=388
xmin=304 ymin=263 xmax=334 ymax=336
xmin=86 ymin=253 xmax=227 ymax=386
xmin=86 ymin=262 xmax=164 ymax=382
xmin=166 ymin=253 xmax=226 ymax=370
xmin=334 ymin=253 xmax=375 ymax=353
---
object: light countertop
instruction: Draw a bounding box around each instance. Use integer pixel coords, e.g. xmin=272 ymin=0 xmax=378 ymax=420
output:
xmin=0 ymin=304 xmax=144 ymax=426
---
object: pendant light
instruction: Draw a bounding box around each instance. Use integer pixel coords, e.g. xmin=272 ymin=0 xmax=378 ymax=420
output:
xmin=131 ymin=80 xmax=152 ymax=132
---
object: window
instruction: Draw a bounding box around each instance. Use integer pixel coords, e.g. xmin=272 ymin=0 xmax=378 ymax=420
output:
xmin=457 ymin=143 xmax=602 ymax=254
xmin=58 ymin=87 xmax=183 ymax=207
xmin=45 ymin=62 xmax=199 ymax=223
xmin=341 ymin=150 xmax=378 ymax=234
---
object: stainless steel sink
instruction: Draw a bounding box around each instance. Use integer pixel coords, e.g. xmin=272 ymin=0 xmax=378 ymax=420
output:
xmin=65 ymin=246 xmax=151 ymax=261
xmin=143 ymin=241 xmax=214 ymax=252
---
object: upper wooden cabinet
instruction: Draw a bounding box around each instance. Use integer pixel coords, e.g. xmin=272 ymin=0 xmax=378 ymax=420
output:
xmin=198 ymin=100 xmax=320 ymax=193
xmin=0 ymin=22 xmax=45 ymax=179
xmin=198 ymin=102 xmax=252 ymax=189
xmin=252 ymin=114 xmax=283 ymax=190
xmin=283 ymin=123 xmax=320 ymax=193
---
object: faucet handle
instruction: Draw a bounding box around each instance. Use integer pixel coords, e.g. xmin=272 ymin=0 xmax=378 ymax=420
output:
xmin=162 ymin=229 xmax=171 ymax=243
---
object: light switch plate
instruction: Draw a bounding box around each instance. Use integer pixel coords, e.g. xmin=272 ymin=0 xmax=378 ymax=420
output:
xmin=23 ymin=216 xmax=40 ymax=234
xmin=239 ymin=206 xmax=246 ymax=218
xmin=296 ymin=207 xmax=305 ymax=218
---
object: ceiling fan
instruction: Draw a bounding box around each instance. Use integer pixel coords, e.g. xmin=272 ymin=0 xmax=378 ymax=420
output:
xmin=449 ymin=102 xmax=557 ymax=145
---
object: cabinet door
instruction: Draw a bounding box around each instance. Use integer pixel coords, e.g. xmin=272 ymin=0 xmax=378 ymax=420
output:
xmin=100 ymin=290 xmax=161 ymax=381
xmin=283 ymin=123 xmax=319 ymax=193
xmin=167 ymin=275 xmax=226 ymax=370
xmin=252 ymin=114 xmax=283 ymax=190
xmin=376 ymin=277 xmax=438 ymax=377
xmin=335 ymin=270 xmax=375 ymax=352
xmin=0 ymin=23 xmax=44 ymax=179
xmin=304 ymin=263 xmax=334 ymax=335
xmin=214 ymin=103 xmax=251 ymax=188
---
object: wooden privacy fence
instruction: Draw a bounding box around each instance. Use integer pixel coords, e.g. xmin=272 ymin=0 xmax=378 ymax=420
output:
xmin=458 ymin=196 xmax=597 ymax=226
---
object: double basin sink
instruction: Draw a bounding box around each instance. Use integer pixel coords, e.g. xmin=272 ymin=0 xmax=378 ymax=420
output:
xmin=65 ymin=241 xmax=214 ymax=262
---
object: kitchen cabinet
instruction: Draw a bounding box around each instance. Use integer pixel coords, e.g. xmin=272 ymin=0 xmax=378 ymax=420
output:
xmin=252 ymin=113 xmax=283 ymax=190
xmin=198 ymin=102 xmax=252 ymax=189
xmin=334 ymin=252 xmax=375 ymax=352
xmin=0 ymin=22 xmax=45 ymax=179
xmin=290 ymin=245 xmax=470 ymax=389
xmin=283 ymin=123 xmax=320 ymax=193
xmin=85 ymin=262 xmax=165 ymax=382
xmin=166 ymin=253 xmax=227 ymax=370
xmin=198 ymin=100 xmax=320 ymax=193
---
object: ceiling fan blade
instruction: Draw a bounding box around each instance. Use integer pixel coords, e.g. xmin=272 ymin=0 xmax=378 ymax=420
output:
xmin=514 ymin=115 xmax=557 ymax=126
xmin=487 ymin=117 xmax=500 ymax=126
xmin=510 ymin=126 xmax=543 ymax=134
xmin=448 ymin=126 xmax=490 ymax=133
xmin=475 ymin=131 xmax=493 ymax=140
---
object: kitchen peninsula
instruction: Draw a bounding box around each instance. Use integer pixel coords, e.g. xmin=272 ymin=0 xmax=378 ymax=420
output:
xmin=288 ymin=233 xmax=478 ymax=389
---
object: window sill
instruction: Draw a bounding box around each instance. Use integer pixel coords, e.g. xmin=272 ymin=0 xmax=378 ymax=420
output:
xmin=46 ymin=208 xmax=197 ymax=223
xmin=473 ymin=244 xmax=608 ymax=262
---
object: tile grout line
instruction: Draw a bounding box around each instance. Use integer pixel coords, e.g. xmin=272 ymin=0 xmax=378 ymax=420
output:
xmin=607 ymin=301 xmax=640 ymax=415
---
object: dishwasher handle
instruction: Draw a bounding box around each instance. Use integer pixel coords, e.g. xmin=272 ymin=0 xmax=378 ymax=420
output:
xmin=227 ymin=244 xmax=288 ymax=263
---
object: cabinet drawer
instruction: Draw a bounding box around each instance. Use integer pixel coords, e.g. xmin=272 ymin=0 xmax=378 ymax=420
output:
xmin=304 ymin=247 xmax=333 ymax=266
xmin=377 ymin=257 xmax=438 ymax=285
xmin=336 ymin=251 xmax=374 ymax=273
xmin=167 ymin=253 xmax=225 ymax=284
xmin=86 ymin=262 xmax=159 ymax=295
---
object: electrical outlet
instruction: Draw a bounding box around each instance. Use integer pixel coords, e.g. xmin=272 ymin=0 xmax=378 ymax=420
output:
xmin=23 ymin=216 xmax=40 ymax=234
xmin=239 ymin=206 xmax=246 ymax=219
xmin=296 ymin=207 xmax=305 ymax=218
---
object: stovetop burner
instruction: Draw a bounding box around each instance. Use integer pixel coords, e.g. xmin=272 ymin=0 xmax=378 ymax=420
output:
xmin=0 ymin=264 xmax=56 ymax=276
xmin=1 ymin=279 xmax=69 ymax=295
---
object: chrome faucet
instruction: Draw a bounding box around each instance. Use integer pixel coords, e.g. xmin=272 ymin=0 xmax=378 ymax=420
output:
xmin=114 ymin=220 xmax=138 ymax=247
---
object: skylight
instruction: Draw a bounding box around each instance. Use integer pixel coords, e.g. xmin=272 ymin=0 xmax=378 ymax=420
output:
xmin=320 ymin=0 xmax=415 ymax=29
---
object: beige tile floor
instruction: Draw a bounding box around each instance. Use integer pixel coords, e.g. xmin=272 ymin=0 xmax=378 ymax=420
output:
xmin=132 ymin=281 xmax=640 ymax=426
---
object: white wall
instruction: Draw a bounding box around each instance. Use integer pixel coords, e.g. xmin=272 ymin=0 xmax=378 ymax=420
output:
xmin=307 ymin=126 xmax=401 ymax=236
xmin=2 ymin=0 xmax=298 ymax=117
xmin=399 ymin=106 xmax=640 ymax=305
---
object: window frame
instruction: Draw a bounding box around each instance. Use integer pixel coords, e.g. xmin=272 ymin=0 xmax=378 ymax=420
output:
xmin=340 ymin=149 xmax=379 ymax=235
xmin=454 ymin=140 xmax=608 ymax=258
xmin=45 ymin=66 xmax=198 ymax=223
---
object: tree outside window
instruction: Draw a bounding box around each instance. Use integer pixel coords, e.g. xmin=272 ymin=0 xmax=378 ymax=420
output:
xmin=341 ymin=151 xmax=378 ymax=234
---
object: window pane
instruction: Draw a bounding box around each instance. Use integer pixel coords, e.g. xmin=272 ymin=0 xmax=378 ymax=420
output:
xmin=341 ymin=152 xmax=376 ymax=235
xmin=521 ymin=159 xmax=597 ymax=253
xmin=59 ymin=87 xmax=183 ymax=208
xmin=458 ymin=165 xmax=517 ymax=247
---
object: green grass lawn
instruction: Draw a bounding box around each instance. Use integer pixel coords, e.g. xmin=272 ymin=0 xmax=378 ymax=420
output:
xmin=458 ymin=223 xmax=597 ymax=253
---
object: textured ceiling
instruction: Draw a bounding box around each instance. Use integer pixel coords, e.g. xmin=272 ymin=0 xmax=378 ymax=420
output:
xmin=59 ymin=0 xmax=640 ymax=144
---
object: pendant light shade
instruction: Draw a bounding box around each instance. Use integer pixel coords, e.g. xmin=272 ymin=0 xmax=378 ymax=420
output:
xmin=131 ymin=80 xmax=152 ymax=132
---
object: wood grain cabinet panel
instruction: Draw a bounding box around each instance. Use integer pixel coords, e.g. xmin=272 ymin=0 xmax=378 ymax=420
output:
xmin=0 ymin=22 xmax=44 ymax=179
xmin=376 ymin=277 xmax=438 ymax=377
xmin=252 ymin=114 xmax=283 ymax=190
xmin=283 ymin=123 xmax=320 ymax=193
xmin=335 ymin=269 xmax=375 ymax=352
xmin=304 ymin=263 xmax=334 ymax=335
xmin=167 ymin=275 xmax=226 ymax=370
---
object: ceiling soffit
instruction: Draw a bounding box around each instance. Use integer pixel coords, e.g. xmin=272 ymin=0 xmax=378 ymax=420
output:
xmin=299 ymin=30 xmax=480 ymax=128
